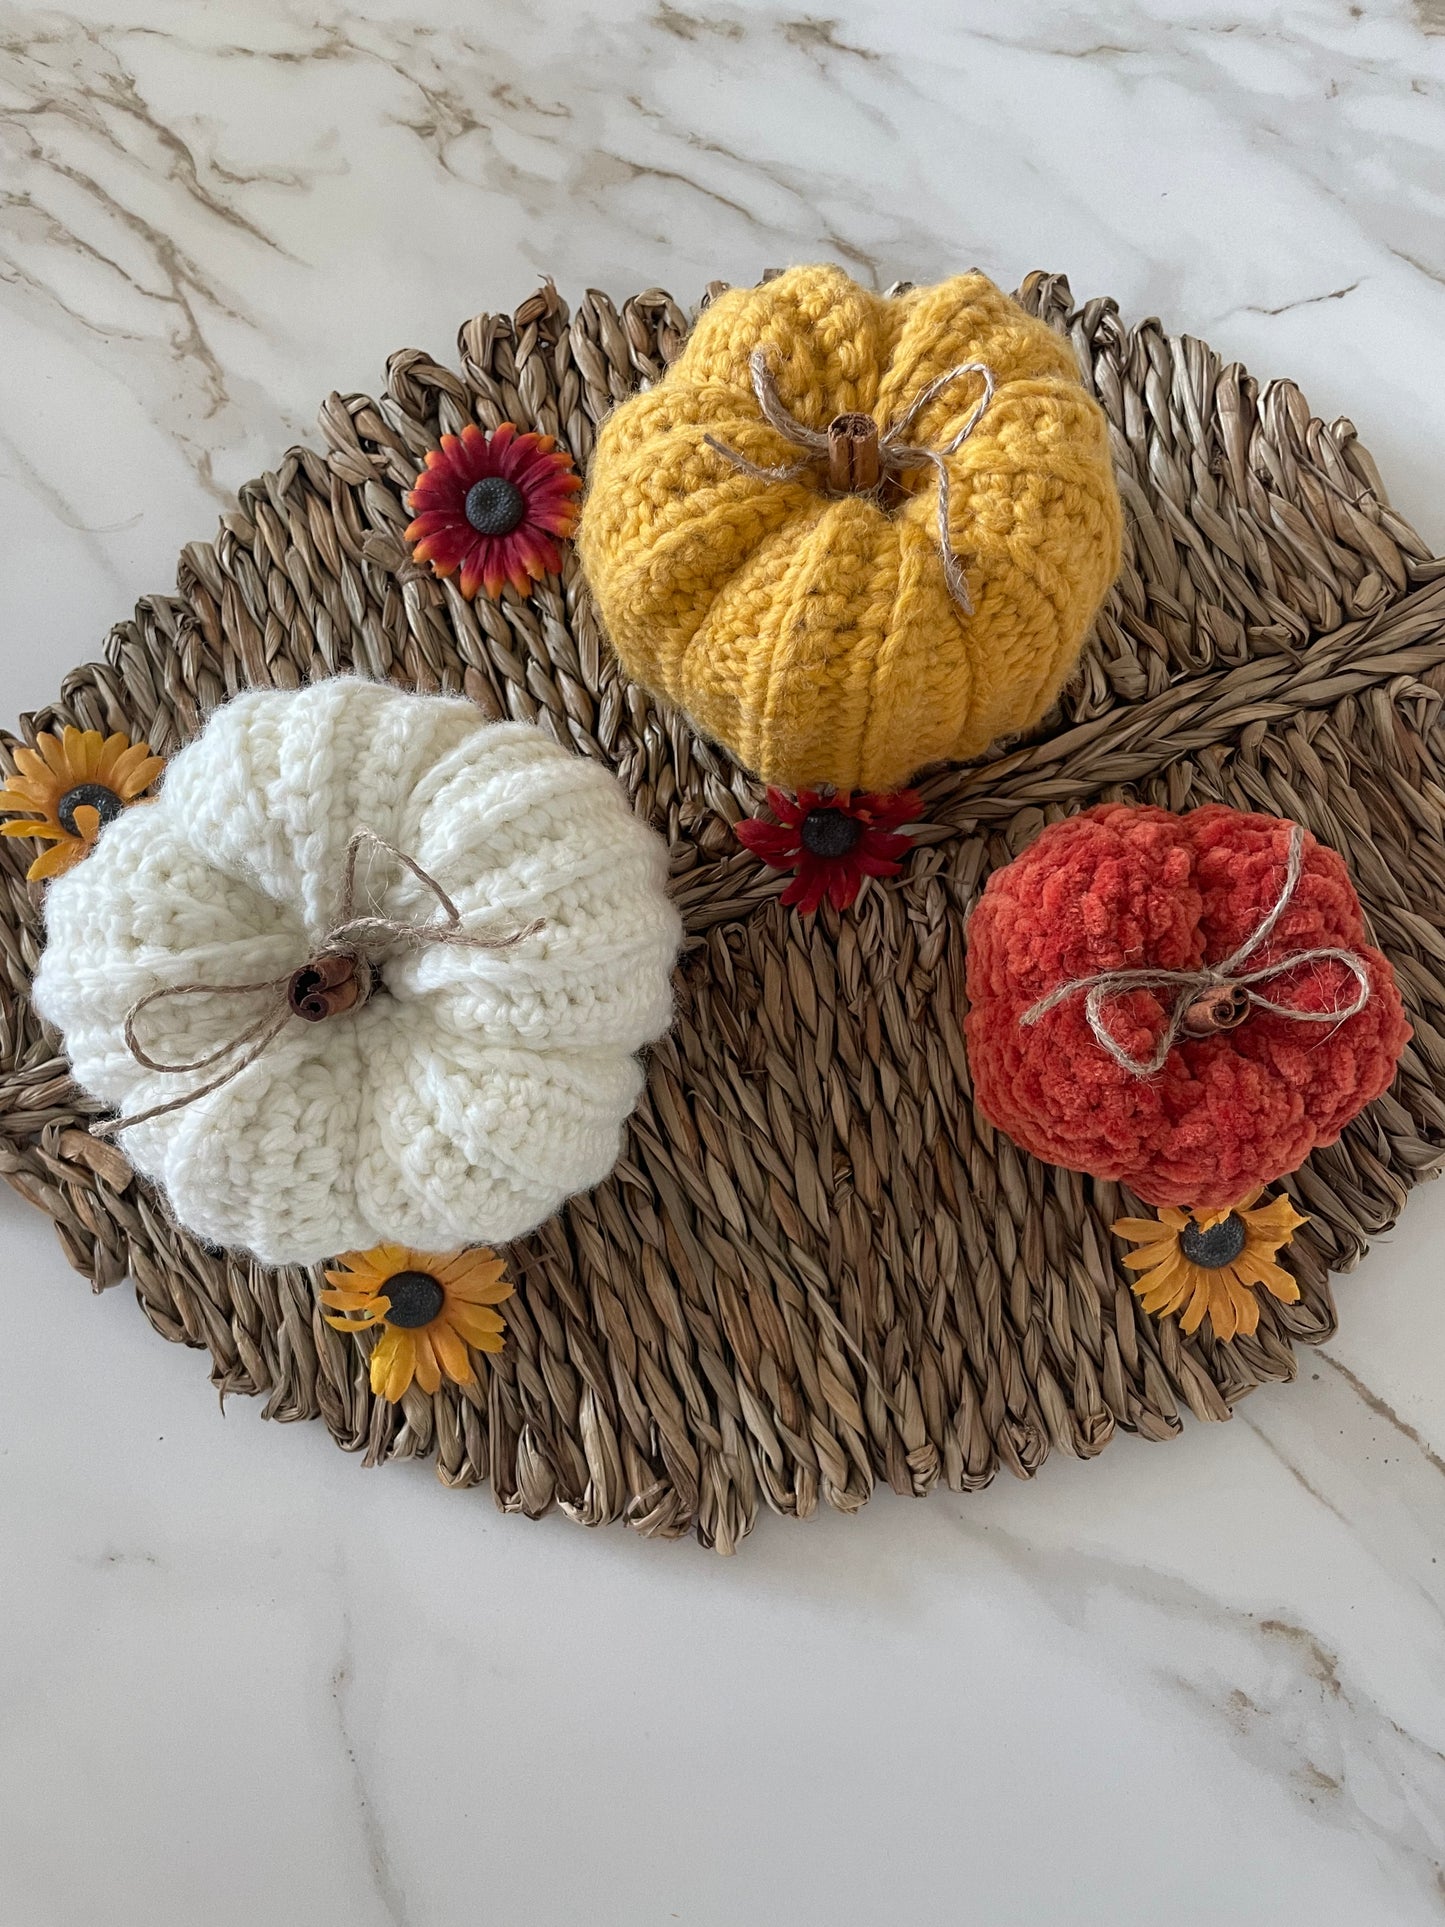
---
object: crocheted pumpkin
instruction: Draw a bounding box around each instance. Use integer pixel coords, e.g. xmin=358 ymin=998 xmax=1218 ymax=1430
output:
xmin=34 ymin=679 xmax=681 ymax=1266
xmin=964 ymin=804 xmax=1410 ymax=1209
xmin=578 ymin=264 xmax=1122 ymax=795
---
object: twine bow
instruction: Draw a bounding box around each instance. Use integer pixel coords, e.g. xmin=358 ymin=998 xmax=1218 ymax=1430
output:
xmin=96 ymin=829 xmax=543 ymax=1137
xmin=1019 ymin=824 xmax=1373 ymax=1077
xmin=702 ymin=348 xmax=997 ymax=613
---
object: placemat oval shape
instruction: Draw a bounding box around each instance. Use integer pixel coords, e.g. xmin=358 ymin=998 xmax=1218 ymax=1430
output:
xmin=3 ymin=272 xmax=1443 ymax=1551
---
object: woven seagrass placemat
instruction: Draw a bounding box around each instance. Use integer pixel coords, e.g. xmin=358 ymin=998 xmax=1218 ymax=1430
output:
xmin=3 ymin=273 xmax=1444 ymax=1551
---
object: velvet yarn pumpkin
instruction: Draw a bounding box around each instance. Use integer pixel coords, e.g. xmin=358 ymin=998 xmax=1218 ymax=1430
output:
xmin=578 ymin=263 xmax=1123 ymax=796
xmin=964 ymin=804 xmax=1410 ymax=1209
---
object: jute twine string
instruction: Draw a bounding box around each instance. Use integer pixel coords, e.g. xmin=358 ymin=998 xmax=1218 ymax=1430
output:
xmin=703 ymin=348 xmax=996 ymax=612
xmin=96 ymin=828 xmax=542 ymax=1137
xmin=1020 ymin=824 xmax=1373 ymax=1077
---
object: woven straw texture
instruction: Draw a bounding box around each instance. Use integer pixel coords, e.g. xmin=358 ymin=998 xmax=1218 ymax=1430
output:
xmin=4 ymin=272 xmax=1444 ymax=1553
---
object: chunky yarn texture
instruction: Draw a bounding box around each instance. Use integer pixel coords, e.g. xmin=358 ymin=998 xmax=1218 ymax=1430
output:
xmin=964 ymin=804 xmax=1410 ymax=1209
xmin=578 ymin=264 xmax=1123 ymax=795
xmin=34 ymin=679 xmax=681 ymax=1266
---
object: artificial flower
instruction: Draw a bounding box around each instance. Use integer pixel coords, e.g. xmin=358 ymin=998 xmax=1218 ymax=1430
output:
xmin=405 ymin=422 xmax=581 ymax=600
xmin=321 ymin=1243 xmax=514 ymax=1400
xmin=0 ymin=726 xmax=164 ymax=882
xmin=1113 ymin=1188 xmax=1309 ymax=1341
xmin=735 ymin=786 xmax=920 ymax=915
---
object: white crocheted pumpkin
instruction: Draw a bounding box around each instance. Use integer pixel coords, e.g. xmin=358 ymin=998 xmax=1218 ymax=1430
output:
xmin=34 ymin=679 xmax=681 ymax=1266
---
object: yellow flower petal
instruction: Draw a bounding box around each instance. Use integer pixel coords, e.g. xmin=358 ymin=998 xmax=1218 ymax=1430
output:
xmin=90 ymin=733 xmax=138 ymax=784
xmin=1179 ymin=1272 xmax=1216 ymax=1335
xmin=411 ymin=1332 xmax=442 ymax=1396
xmin=89 ymin=734 xmax=122 ymax=781
xmin=319 ymin=1286 xmax=386 ymax=1311
xmin=1112 ymin=1216 xmax=1171 ymax=1242
xmin=1209 ymin=1287 xmax=1239 ymax=1342
xmin=10 ymin=746 xmax=50 ymax=785
xmin=1192 ymin=1204 xmax=1235 ymax=1232
xmin=1136 ymin=1257 xmax=1191 ymax=1315
xmin=1236 ymin=1257 xmax=1301 ymax=1304
xmin=114 ymin=749 xmax=165 ymax=796
xmin=36 ymin=733 xmax=71 ymax=778
xmin=27 ymin=840 xmax=84 ymax=881
xmin=328 ymin=1248 xmax=398 ymax=1293
xmin=451 ymin=1303 xmax=506 ymax=1343
xmin=1222 ymin=1270 xmax=1261 ymax=1338
xmin=322 ymin=1307 xmax=386 ymax=1331
xmin=1122 ymin=1242 xmax=1181 ymax=1272
xmin=446 ymin=1270 xmax=514 ymax=1307
xmin=1 ymin=819 xmax=64 ymax=839
xmin=436 ymin=1246 xmax=503 ymax=1283
xmin=431 ymin=1322 xmax=475 ymax=1386
xmin=69 ymin=804 xmax=102 ymax=844
xmin=0 ymin=774 xmax=55 ymax=807
xmin=1243 ymin=1195 xmax=1309 ymax=1244
xmin=1138 ymin=1282 xmax=1185 ymax=1317
xmin=370 ymin=1329 xmax=414 ymax=1401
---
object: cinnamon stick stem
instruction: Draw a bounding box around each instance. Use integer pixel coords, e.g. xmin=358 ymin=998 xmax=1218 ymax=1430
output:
xmin=826 ymin=412 xmax=882 ymax=493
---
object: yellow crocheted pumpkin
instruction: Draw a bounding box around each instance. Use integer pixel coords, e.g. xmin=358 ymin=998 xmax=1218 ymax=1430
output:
xmin=578 ymin=264 xmax=1123 ymax=795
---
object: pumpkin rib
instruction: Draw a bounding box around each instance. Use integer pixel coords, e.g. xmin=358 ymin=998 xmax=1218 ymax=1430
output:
xmin=859 ymin=516 xmax=968 ymax=791
xmin=882 ymin=274 xmax=1084 ymax=422
xmin=935 ymin=409 xmax=1121 ymax=740
xmin=676 ymin=508 xmax=829 ymax=774
xmin=681 ymin=268 xmax=890 ymax=418
xmin=742 ymin=499 xmax=876 ymax=787
xmin=579 ymin=420 xmax=814 ymax=662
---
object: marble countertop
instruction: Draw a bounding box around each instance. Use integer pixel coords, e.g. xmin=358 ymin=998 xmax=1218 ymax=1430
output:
xmin=4 ymin=3 xmax=1445 ymax=1922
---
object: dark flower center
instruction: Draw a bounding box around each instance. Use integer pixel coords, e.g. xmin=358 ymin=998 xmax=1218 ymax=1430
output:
xmin=383 ymin=1270 xmax=445 ymax=1328
xmin=800 ymin=807 xmax=863 ymax=859
xmin=464 ymin=476 xmax=527 ymax=536
xmin=56 ymin=782 xmax=123 ymax=838
xmin=1179 ymin=1214 xmax=1248 ymax=1269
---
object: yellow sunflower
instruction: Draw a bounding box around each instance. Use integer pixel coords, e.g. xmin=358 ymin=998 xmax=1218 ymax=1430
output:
xmin=320 ymin=1244 xmax=514 ymax=1401
xmin=1113 ymin=1189 xmax=1309 ymax=1341
xmin=0 ymin=726 xmax=165 ymax=882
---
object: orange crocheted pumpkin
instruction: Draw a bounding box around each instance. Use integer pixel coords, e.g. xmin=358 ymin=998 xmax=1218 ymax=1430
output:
xmin=965 ymin=805 xmax=1411 ymax=1209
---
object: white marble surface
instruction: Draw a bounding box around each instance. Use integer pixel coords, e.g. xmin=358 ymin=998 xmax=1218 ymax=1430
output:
xmin=4 ymin=2 xmax=1445 ymax=1922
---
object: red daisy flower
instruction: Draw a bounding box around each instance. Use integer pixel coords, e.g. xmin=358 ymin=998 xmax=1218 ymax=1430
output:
xmin=405 ymin=422 xmax=582 ymax=601
xmin=735 ymin=787 xmax=921 ymax=915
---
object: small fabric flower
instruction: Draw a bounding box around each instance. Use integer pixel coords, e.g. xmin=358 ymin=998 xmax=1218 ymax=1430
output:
xmin=321 ymin=1243 xmax=514 ymax=1400
xmin=735 ymin=786 xmax=920 ymax=915
xmin=1113 ymin=1189 xmax=1309 ymax=1342
xmin=405 ymin=422 xmax=581 ymax=600
xmin=0 ymin=727 xmax=164 ymax=882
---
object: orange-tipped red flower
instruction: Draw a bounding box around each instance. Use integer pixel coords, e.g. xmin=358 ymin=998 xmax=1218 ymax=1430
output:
xmin=735 ymin=787 xmax=920 ymax=915
xmin=405 ymin=422 xmax=581 ymax=601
